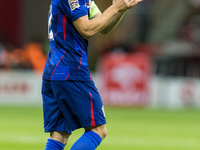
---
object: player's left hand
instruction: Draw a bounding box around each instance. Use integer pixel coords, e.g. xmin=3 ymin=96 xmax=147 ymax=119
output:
xmin=112 ymin=0 xmax=143 ymax=12
xmin=129 ymin=0 xmax=143 ymax=9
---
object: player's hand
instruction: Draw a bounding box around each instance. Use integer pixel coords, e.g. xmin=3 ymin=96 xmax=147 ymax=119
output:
xmin=112 ymin=0 xmax=143 ymax=12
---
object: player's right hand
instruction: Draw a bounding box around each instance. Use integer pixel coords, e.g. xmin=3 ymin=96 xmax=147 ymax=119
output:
xmin=112 ymin=0 xmax=143 ymax=12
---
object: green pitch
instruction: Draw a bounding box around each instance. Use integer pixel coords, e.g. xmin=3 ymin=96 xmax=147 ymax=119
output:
xmin=0 ymin=106 xmax=200 ymax=150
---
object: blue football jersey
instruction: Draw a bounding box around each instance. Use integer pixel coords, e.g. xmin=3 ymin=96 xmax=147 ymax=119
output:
xmin=43 ymin=0 xmax=93 ymax=81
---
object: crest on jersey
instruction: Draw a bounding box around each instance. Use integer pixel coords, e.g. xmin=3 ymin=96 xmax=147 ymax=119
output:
xmin=68 ymin=0 xmax=80 ymax=11
xmin=87 ymin=0 xmax=91 ymax=8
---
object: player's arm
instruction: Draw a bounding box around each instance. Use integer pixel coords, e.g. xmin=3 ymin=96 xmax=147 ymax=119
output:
xmin=90 ymin=1 xmax=125 ymax=34
xmin=94 ymin=11 xmax=126 ymax=35
xmin=72 ymin=0 xmax=143 ymax=39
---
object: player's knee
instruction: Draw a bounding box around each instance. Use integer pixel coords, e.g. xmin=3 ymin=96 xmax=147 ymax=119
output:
xmin=101 ymin=125 xmax=107 ymax=139
xmin=50 ymin=131 xmax=70 ymax=145
xmin=85 ymin=124 xmax=107 ymax=140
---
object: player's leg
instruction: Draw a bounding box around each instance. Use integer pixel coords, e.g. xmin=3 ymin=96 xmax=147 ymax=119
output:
xmin=69 ymin=81 xmax=107 ymax=150
xmin=50 ymin=80 xmax=107 ymax=150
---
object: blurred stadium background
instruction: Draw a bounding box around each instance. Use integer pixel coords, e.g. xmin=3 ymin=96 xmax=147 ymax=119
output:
xmin=0 ymin=0 xmax=200 ymax=149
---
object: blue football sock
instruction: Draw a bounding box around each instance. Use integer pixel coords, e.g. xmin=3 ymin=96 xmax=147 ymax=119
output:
xmin=70 ymin=131 xmax=102 ymax=150
xmin=45 ymin=138 xmax=65 ymax=150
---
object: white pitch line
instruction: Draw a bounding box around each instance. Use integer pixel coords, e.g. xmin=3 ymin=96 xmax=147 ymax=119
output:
xmin=0 ymin=134 xmax=199 ymax=148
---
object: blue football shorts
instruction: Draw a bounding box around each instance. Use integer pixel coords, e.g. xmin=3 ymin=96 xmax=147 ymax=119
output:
xmin=41 ymin=79 xmax=106 ymax=134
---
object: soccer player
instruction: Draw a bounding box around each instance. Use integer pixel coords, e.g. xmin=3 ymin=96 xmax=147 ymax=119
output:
xmin=42 ymin=0 xmax=143 ymax=150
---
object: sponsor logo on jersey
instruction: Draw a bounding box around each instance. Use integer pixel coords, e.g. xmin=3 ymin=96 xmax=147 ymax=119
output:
xmin=68 ymin=0 xmax=80 ymax=11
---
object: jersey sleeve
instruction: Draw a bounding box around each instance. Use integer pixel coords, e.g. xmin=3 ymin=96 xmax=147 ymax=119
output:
xmin=58 ymin=0 xmax=88 ymax=21
xmin=89 ymin=1 xmax=101 ymax=19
